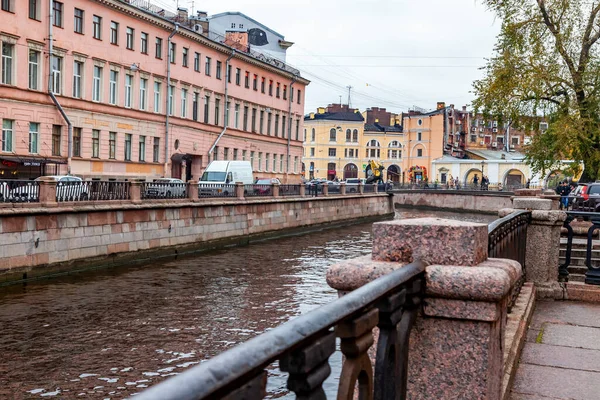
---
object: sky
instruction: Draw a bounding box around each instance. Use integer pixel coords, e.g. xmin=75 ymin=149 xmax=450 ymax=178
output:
xmin=157 ymin=0 xmax=501 ymax=115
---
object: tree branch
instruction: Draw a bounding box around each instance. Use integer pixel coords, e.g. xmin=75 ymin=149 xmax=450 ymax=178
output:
xmin=536 ymin=0 xmax=577 ymax=78
xmin=580 ymin=2 xmax=600 ymax=73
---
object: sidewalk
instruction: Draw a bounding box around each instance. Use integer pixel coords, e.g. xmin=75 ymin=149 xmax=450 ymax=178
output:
xmin=511 ymin=300 xmax=600 ymax=399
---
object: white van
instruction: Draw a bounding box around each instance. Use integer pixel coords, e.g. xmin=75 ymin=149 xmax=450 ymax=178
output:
xmin=199 ymin=161 xmax=254 ymax=196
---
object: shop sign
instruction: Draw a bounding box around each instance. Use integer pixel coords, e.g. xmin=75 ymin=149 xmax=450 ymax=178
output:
xmin=1 ymin=160 xmax=17 ymax=167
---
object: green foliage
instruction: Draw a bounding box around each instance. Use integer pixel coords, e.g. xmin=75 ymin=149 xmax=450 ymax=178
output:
xmin=474 ymin=0 xmax=600 ymax=179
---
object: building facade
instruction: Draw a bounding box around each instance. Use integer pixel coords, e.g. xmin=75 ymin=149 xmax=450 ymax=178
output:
xmin=0 ymin=0 xmax=307 ymax=181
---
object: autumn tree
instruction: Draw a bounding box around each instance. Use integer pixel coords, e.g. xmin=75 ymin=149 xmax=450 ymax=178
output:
xmin=473 ymin=0 xmax=600 ymax=180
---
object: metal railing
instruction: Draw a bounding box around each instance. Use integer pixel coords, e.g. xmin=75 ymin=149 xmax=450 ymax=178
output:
xmin=279 ymin=184 xmax=301 ymax=196
xmin=134 ymin=262 xmax=425 ymax=400
xmin=244 ymin=184 xmax=272 ymax=197
xmin=87 ymin=181 xmax=131 ymax=201
xmin=0 ymin=180 xmax=40 ymax=203
xmin=198 ymin=183 xmax=236 ymax=198
xmin=390 ymin=182 xmax=524 ymax=192
xmin=142 ymin=181 xmax=187 ymax=200
xmin=560 ymin=211 xmax=600 ymax=285
xmin=488 ymin=210 xmax=531 ymax=310
xmin=56 ymin=181 xmax=90 ymax=202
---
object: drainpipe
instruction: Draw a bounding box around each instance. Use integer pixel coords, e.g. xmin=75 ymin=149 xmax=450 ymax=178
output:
xmin=208 ymin=49 xmax=236 ymax=160
xmin=165 ymin=23 xmax=179 ymax=177
xmin=286 ymin=74 xmax=298 ymax=177
xmin=48 ymin=0 xmax=72 ymax=174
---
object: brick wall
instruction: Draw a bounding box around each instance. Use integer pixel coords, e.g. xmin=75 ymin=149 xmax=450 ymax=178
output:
xmin=0 ymin=194 xmax=392 ymax=283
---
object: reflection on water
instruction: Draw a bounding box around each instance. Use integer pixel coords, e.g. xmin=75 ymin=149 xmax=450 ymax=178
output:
xmin=0 ymin=209 xmax=495 ymax=399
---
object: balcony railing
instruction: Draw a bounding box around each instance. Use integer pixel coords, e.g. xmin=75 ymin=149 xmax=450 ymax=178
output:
xmin=133 ymin=262 xmax=426 ymax=400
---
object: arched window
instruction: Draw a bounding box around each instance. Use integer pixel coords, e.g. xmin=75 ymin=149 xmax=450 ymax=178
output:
xmin=345 ymin=129 xmax=351 ymax=142
xmin=311 ymin=128 xmax=315 ymax=142
xmin=388 ymin=141 xmax=401 ymax=159
xmin=329 ymin=128 xmax=337 ymax=142
xmin=366 ymin=139 xmax=381 ymax=159
xmin=352 ymin=129 xmax=359 ymax=142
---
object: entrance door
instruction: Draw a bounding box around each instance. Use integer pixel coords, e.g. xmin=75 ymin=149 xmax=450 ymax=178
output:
xmin=343 ymin=163 xmax=358 ymax=180
xmin=327 ymin=163 xmax=336 ymax=180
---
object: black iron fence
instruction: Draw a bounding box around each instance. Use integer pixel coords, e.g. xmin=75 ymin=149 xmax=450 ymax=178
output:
xmin=142 ymin=181 xmax=187 ymax=200
xmin=0 ymin=180 xmax=40 ymax=203
xmin=244 ymin=184 xmax=272 ymax=197
xmin=390 ymin=182 xmax=526 ymax=192
xmin=87 ymin=181 xmax=131 ymax=201
xmin=279 ymin=184 xmax=301 ymax=196
xmin=198 ymin=183 xmax=236 ymax=198
xmin=55 ymin=181 xmax=90 ymax=202
xmin=560 ymin=211 xmax=600 ymax=285
xmin=134 ymin=262 xmax=425 ymax=400
xmin=488 ymin=210 xmax=531 ymax=310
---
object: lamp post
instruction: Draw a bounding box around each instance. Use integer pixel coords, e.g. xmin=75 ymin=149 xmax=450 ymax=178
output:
xmin=481 ymin=160 xmax=485 ymax=190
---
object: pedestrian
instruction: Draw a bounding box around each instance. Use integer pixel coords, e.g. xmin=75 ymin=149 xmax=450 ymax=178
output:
xmin=473 ymin=174 xmax=479 ymax=189
xmin=526 ymin=179 xmax=531 ymax=189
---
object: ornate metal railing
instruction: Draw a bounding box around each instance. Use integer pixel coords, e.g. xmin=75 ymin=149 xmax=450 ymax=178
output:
xmin=198 ymin=183 xmax=236 ymax=198
xmin=55 ymin=181 xmax=90 ymax=202
xmin=0 ymin=180 xmax=40 ymax=203
xmin=142 ymin=181 xmax=187 ymax=200
xmin=560 ymin=211 xmax=600 ymax=285
xmin=280 ymin=184 xmax=301 ymax=196
xmin=488 ymin=210 xmax=531 ymax=310
xmin=391 ymin=182 xmax=522 ymax=192
xmin=244 ymin=184 xmax=272 ymax=197
xmin=134 ymin=262 xmax=425 ymax=400
xmin=87 ymin=181 xmax=131 ymax=201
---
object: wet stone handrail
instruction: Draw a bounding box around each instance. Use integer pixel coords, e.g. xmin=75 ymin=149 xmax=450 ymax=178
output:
xmin=132 ymin=262 xmax=425 ymax=400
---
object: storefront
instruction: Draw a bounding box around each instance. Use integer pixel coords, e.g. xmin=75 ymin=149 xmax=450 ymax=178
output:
xmin=0 ymin=156 xmax=67 ymax=180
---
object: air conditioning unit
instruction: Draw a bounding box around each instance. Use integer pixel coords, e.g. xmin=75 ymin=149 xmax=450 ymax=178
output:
xmin=480 ymin=141 xmax=485 ymax=145
xmin=493 ymin=128 xmax=498 ymax=133
xmin=492 ymin=142 xmax=498 ymax=148
xmin=480 ymin=127 xmax=484 ymax=132
xmin=471 ymin=126 xmax=476 ymax=132
xmin=539 ymin=122 xmax=549 ymax=131
xmin=193 ymin=24 xmax=203 ymax=34
xmin=493 ymin=121 xmax=498 ymax=127
xmin=479 ymin=134 xmax=484 ymax=138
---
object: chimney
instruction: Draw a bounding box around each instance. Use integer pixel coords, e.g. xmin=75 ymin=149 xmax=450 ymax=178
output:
xmin=177 ymin=7 xmax=188 ymax=24
xmin=309 ymin=113 xmax=315 ymax=119
xmin=317 ymin=107 xmax=326 ymax=114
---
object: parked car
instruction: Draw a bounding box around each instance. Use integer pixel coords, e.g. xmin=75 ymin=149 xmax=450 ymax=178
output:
xmin=253 ymin=178 xmax=277 ymax=195
xmin=571 ymin=183 xmax=600 ymax=211
xmin=344 ymin=178 xmax=366 ymax=193
xmin=145 ymin=178 xmax=186 ymax=198
xmin=9 ymin=175 xmax=89 ymax=201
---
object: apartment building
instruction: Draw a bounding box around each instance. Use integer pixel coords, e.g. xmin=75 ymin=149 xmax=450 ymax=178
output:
xmin=0 ymin=0 xmax=308 ymax=181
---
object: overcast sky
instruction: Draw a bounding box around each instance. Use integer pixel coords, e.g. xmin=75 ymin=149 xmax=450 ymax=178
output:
xmin=160 ymin=0 xmax=500 ymax=115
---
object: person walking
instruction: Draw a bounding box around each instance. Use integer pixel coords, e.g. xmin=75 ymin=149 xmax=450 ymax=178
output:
xmin=473 ymin=174 xmax=479 ymax=189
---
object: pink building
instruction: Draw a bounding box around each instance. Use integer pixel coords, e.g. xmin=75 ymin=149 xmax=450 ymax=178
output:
xmin=0 ymin=0 xmax=308 ymax=181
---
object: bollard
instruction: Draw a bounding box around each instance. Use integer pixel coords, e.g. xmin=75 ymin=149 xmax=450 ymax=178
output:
xmin=235 ymin=182 xmax=245 ymax=200
xmin=322 ymin=183 xmax=329 ymax=196
xmin=299 ymin=183 xmax=306 ymax=198
xmin=187 ymin=180 xmax=199 ymax=201
xmin=130 ymin=181 xmax=142 ymax=204
xmin=339 ymin=182 xmax=346 ymax=195
xmin=373 ymin=183 xmax=378 ymax=193
xmin=39 ymin=180 xmax=58 ymax=207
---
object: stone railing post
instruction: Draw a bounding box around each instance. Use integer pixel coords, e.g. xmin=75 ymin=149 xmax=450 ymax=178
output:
xmin=188 ymin=180 xmax=199 ymax=201
xmin=373 ymin=183 xmax=378 ymax=193
xmin=272 ymin=183 xmax=280 ymax=198
xmin=327 ymin=218 xmax=522 ymax=400
xmin=321 ymin=183 xmax=329 ymax=196
xmin=358 ymin=182 xmax=364 ymax=195
xmin=500 ymin=197 xmax=566 ymax=298
xmin=235 ymin=182 xmax=245 ymax=200
xmin=340 ymin=182 xmax=346 ymax=195
xmin=39 ymin=180 xmax=57 ymax=207
xmin=299 ymin=183 xmax=306 ymax=198
xmin=130 ymin=181 xmax=142 ymax=204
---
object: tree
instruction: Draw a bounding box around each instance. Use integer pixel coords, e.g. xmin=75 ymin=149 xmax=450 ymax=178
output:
xmin=473 ymin=0 xmax=600 ymax=180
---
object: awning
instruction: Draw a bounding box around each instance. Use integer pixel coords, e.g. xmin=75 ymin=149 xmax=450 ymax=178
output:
xmin=171 ymin=153 xmax=193 ymax=163
xmin=0 ymin=155 xmax=67 ymax=167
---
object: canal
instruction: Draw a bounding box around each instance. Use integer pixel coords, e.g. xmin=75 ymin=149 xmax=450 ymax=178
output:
xmin=0 ymin=209 xmax=496 ymax=399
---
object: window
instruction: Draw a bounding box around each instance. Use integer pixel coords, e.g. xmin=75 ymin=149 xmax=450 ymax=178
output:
xmin=258 ymin=152 xmax=262 ymax=170
xmin=29 ymin=122 xmax=39 ymax=153
xmin=126 ymin=28 xmax=134 ymax=49
xmin=233 ymin=149 xmax=238 ymax=160
xmin=110 ymin=21 xmax=118 ymax=45
xmin=223 ymin=147 xmax=229 ymax=160
xmin=92 ymin=66 xmax=102 ymax=102
xmin=417 ymin=132 xmax=422 ymax=141
xmin=141 ymin=32 xmax=148 ymax=54
xmin=265 ymin=153 xmax=270 ymax=172
xmin=72 ymin=60 xmax=83 ymax=98
xmin=205 ymin=57 xmax=211 ymax=75
xmin=250 ymin=151 xmax=255 ymax=169
xmin=282 ymin=116 xmax=286 ymax=138
xmin=251 ymin=108 xmax=257 ymax=132
xmin=125 ymin=74 xmax=133 ymax=108
xmin=329 ymin=128 xmax=336 ymax=142
xmin=297 ymin=89 xmax=301 ymax=104
xmin=92 ymin=129 xmax=100 ymax=158
xmin=124 ymin=133 xmax=132 ymax=161
xmin=259 ymin=110 xmax=264 ymax=134
xmin=181 ymin=88 xmax=187 ymax=118
xmin=216 ymin=61 xmax=222 ymax=79
xmin=153 ymin=137 xmax=159 ymax=162
xmin=139 ymin=136 xmax=146 ymax=161
xmin=213 ymin=146 xmax=219 ymax=161
xmin=295 ymin=120 xmax=299 ymax=141
xmin=310 ymin=147 xmax=315 ymax=157
xmin=29 ymin=0 xmax=40 ymax=20
xmin=311 ymin=128 xmax=315 ymax=142
xmin=2 ymin=119 xmax=13 ymax=152
xmin=470 ymin=134 xmax=477 ymax=143
xmin=168 ymin=85 xmax=174 ymax=116
xmin=367 ymin=139 xmax=381 ymax=158
xmin=328 ymin=148 xmax=336 ymax=157
xmin=214 ymin=99 xmax=220 ymax=125
xmin=93 ymin=15 xmax=101 ymax=39
xmin=267 ymin=113 xmax=272 ymax=135
xmin=74 ymin=8 xmax=84 ymax=34
xmin=109 ymin=132 xmax=116 ymax=159
xmin=139 ymin=78 xmax=148 ymax=110
xmin=417 ymin=119 xmax=423 ymax=126
xmin=109 ymin=70 xmax=118 ymax=105
xmin=273 ymin=155 xmax=277 ymax=172
xmin=512 ymin=137 xmax=520 ymax=146
xmin=194 ymin=52 xmax=200 ymax=71
xmin=269 ymin=80 xmax=273 ymax=96
xmin=73 ymin=127 xmax=81 ymax=157
xmin=294 ymin=156 xmax=298 ymax=173
xmin=243 ymin=106 xmax=248 ymax=131
xmin=231 ymin=23 xmax=236 ymax=28
xmin=193 ymin=92 xmax=199 ymax=121
xmin=169 ymin=42 xmax=176 ymax=63
xmin=234 ymin=104 xmax=239 ymax=128
xmin=204 ymin=95 xmax=210 ymax=123
xmin=280 ymin=155 xmax=284 ymax=172
xmin=276 ymin=83 xmax=280 ymax=98
xmin=352 ymin=129 xmax=358 ymax=142
xmin=253 ymin=74 xmax=258 ymax=90
xmin=244 ymin=71 xmax=249 ymax=88
xmin=388 ymin=141 xmax=401 ymax=159
xmin=417 ymin=148 xmax=423 ymax=157
xmin=345 ymin=129 xmax=351 ymax=142
xmin=1 ymin=42 xmax=14 ymax=85
xmin=239 ymin=24 xmax=244 ymax=29
xmin=182 ymin=47 xmax=188 ymax=67
xmin=235 ymin=68 xmax=240 ymax=85
xmin=52 ymin=1 xmax=63 ymax=27
xmin=274 ymin=114 xmax=279 ymax=136
xmin=283 ymin=85 xmax=287 ymax=100
xmin=261 ymin=77 xmax=265 ymax=93
xmin=242 ymin=150 xmax=247 ymax=161
xmin=155 ymin=37 xmax=162 ymax=58
xmin=153 ymin=82 xmax=161 ymax=113
xmin=225 ymin=101 xmax=230 ymax=126
xmin=227 ymin=65 xmax=232 ymax=83
xmin=28 ymin=50 xmax=39 ymax=90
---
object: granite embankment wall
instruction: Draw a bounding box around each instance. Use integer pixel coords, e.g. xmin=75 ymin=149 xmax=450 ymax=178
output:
xmin=0 ymin=194 xmax=392 ymax=284
xmin=393 ymin=190 xmax=513 ymax=213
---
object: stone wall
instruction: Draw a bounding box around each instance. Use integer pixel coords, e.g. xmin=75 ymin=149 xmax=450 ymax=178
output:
xmin=393 ymin=190 xmax=513 ymax=213
xmin=0 ymin=194 xmax=392 ymax=284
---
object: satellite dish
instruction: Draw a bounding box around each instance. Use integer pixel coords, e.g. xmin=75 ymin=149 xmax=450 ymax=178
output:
xmin=193 ymin=24 xmax=203 ymax=34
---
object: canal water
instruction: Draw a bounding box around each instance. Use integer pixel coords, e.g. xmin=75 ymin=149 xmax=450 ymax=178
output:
xmin=0 ymin=209 xmax=495 ymax=399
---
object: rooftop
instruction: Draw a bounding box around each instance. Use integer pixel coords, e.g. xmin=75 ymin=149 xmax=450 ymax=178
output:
xmin=364 ymin=123 xmax=403 ymax=133
xmin=305 ymin=112 xmax=365 ymax=122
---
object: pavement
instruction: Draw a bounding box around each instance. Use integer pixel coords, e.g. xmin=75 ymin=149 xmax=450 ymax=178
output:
xmin=511 ymin=300 xmax=600 ymax=400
